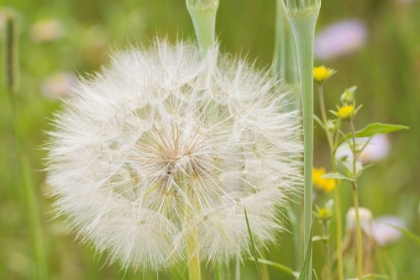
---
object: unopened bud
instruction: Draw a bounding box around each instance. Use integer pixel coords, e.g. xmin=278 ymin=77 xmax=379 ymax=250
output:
xmin=340 ymin=86 xmax=357 ymax=105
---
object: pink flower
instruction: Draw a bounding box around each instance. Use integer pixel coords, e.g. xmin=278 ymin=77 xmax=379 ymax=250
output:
xmin=41 ymin=72 xmax=76 ymax=99
xmin=315 ymin=20 xmax=367 ymax=60
xmin=372 ymin=216 xmax=405 ymax=246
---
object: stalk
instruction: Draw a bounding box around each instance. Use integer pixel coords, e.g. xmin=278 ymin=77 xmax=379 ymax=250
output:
xmin=283 ymin=4 xmax=320 ymax=278
xmin=317 ymin=84 xmax=344 ymax=280
xmin=184 ymin=2 xmax=218 ymax=278
xmin=4 ymin=11 xmax=48 ymax=279
xmin=21 ymin=154 xmax=48 ymax=280
xmin=4 ymin=12 xmax=19 ymax=94
xmin=186 ymin=224 xmax=201 ymax=280
xmin=322 ymin=222 xmax=332 ymax=280
xmin=331 ymin=157 xmax=344 ymax=280
xmin=186 ymin=0 xmax=219 ymax=52
xmin=272 ymin=1 xmax=301 ymax=269
xmin=272 ymin=0 xmax=299 ymax=88
xmin=235 ymin=258 xmax=241 ymax=280
xmin=349 ymin=121 xmax=363 ymax=279
xmin=260 ymin=249 xmax=270 ymax=280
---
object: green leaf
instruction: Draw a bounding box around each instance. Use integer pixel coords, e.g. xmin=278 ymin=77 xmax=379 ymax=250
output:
xmin=385 ymin=223 xmax=420 ymax=245
xmin=347 ymin=274 xmax=390 ymax=280
xmin=251 ymin=259 xmax=299 ymax=279
xmin=339 ymin=123 xmax=408 ymax=144
xmin=321 ymin=172 xmax=354 ymax=182
xmin=312 ymin=236 xmax=328 ymax=242
xmin=313 ymin=114 xmax=326 ymax=131
xmin=298 ymin=223 xmax=313 ymax=280
xmin=244 ymin=207 xmax=264 ymax=280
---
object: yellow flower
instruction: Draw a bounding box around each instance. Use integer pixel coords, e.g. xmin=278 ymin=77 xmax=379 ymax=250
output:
xmin=337 ymin=105 xmax=354 ymax=121
xmin=312 ymin=167 xmax=336 ymax=193
xmin=313 ymin=66 xmax=336 ymax=84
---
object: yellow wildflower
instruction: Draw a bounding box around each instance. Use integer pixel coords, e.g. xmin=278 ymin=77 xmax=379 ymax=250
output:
xmin=337 ymin=105 xmax=354 ymax=121
xmin=312 ymin=167 xmax=336 ymax=193
xmin=313 ymin=66 xmax=336 ymax=84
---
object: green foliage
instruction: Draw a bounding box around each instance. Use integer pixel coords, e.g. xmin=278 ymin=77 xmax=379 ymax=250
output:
xmin=298 ymin=224 xmax=313 ymax=280
xmin=321 ymin=172 xmax=354 ymax=182
xmin=339 ymin=123 xmax=409 ymax=145
xmin=244 ymin=207 xmax=264 ymax=280
xmin=1 ymin=0 xmax=420 ymax=279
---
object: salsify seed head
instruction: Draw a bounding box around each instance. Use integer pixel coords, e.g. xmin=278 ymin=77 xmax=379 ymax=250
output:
xmin=45 ymin=39 xmax=303 ymax=271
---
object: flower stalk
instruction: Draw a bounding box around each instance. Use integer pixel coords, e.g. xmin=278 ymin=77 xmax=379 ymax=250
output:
xmin=272 ymin=1 xmax=301 ymax=270
xmin=349 ymin=120 xmax=364 ymax=280
xmin=4 ymin=11 xmax=48 ymax=279
xmin=186 ymin=0 xmax=219 ymax=52
xmin=316 ymin=81 xmax=344 ymax=280
xmin=186 ymin=224 xmax=201 ymax=280
xmin=185 ymin=1 xmax=218 ymax=278
xmin=282 ymin=1 xmax=321 ymax=278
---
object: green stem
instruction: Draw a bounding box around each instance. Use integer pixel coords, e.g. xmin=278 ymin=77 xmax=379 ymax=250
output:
xmin=322 ymin=222 xmax=332 ymax=280
xmin=235 ymin=258 xmax=241 ymax=280
xmin=260 ymin=249 xmax=270 ymax=280
xmin=186 ymin=0 xmax=219 ymax=52
xmin=317 ymin=84 xmax=332 ymax=148
xmin=286 ymin=11 xmax=319 ymax=279
xmin=186 ymin=224 xmax=201 ymax=280
xmin=273 ymin=0 xmax=301 ymax=268
xmin=316 ymin=84 xmax=344 ymax=280
xmin=272 ymin=0 xmax=299 ymax=96
xmin=21 ymin=154 xmax=48 ymax=280
xmin=5 ymin=11 xmax=48 ymax=279
xmin=349 ymin=121 xmax=363 ymax=279
xmin=332 ymin=157 xmax=344 ymax=280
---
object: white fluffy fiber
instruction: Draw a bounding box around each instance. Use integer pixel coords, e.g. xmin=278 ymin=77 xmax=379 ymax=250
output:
xmin=46 ymin=39 xmax=303 ymax=270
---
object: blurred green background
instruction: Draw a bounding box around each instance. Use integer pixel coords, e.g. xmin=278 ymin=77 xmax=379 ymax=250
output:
xmin=1 ymin=0 xmax=419 ymax=279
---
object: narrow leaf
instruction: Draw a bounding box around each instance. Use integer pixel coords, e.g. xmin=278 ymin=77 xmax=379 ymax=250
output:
xmin=347 ymin=274 xmax=389 ymax=280
xmin=244 ymin=207 xmax=264 ymax=280
xmin=313 ymin=114 xmax=326 ymax=131
xmin=312 ymin=236 xmax=328 ymax=242
xmin=299 ymin=224 xmax=313 ymax=280
xmin=385 ymin=224 xmax=420 ymax=245
xmin=251 ymin=259 xmax=299 ymax=279
xmin=321 ymin=172 xmax=353 ymax=182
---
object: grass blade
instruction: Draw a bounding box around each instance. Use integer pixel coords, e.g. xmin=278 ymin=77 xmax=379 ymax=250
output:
xmin=299 ymin=223 xmax=313 ymax=280
xmin=244 ymin=207 xmax=264 ymax=280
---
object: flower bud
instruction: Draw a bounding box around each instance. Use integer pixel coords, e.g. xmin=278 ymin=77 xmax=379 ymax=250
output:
xmin=340 ymin=86 xmax=357 ymax=105
xmin=317 ymin=207 xmax=333 ymax=222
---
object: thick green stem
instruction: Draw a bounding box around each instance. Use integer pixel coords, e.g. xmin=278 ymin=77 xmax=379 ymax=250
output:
xmin=260 ymin=249 xmax=270 ymax=280
xmin=349 ymin=121 xmax=363 ymax=279
xmin=185 ymin=2 xmax=217 ymax=277
xmin=286 ymin=11 xmax=319 ymax=279
xmin=273 ymin=1 xmax=301 ymax=269
xmin=317 ymin=84 xmax=344 ymax=280
xmin=272 ymin=0 xmax=299 ymax=86
xmin=186 ymin=0 xmax=218 ymax=52
xmin=186 ymin=224 xmax=201 ymax=280
xmin=235 ymin=258 xmax=241 ymax=280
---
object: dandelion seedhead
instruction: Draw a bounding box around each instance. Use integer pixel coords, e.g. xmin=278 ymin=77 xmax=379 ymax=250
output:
xmin=46 ymin=40 xmax=302 ymax=271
